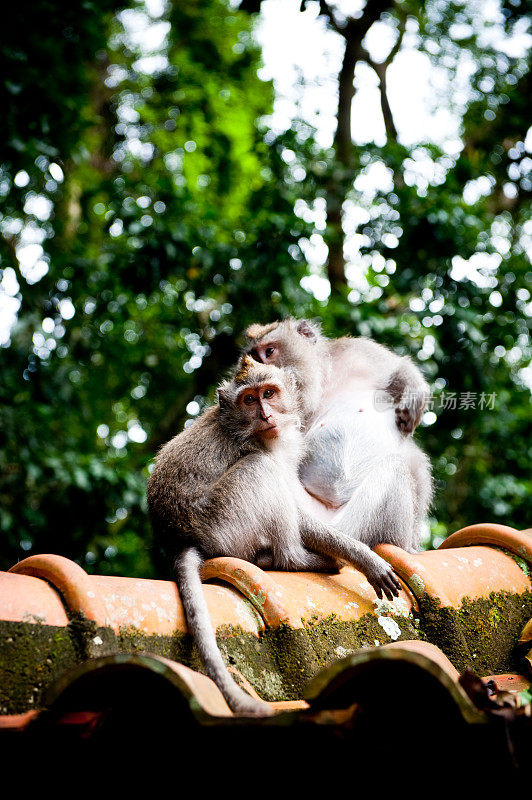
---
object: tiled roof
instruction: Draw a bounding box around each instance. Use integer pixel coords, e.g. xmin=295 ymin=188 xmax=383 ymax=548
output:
xmin=1 ymin=522 xmax=531 ymax=777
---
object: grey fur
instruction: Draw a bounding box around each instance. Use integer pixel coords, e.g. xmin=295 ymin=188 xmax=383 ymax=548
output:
xmin=147 ymin=358 xmax=402 ymax=717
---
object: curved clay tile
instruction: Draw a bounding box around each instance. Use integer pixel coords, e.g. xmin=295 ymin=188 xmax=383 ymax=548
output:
xmin=439 ymin=523 xmax=532 ymax=563
xmin=2 ymin=526 xmax=532 ymax=724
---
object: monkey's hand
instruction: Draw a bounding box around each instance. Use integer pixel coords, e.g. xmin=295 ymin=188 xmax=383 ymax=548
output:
xmin=364 ymin=552 xmax=403 ymax=601
xmin=300 ymin=517 xmax=403 ymax=601
xmin=386 ymin=361 xmax=430 ymax=435
xmin=394 ymin=389 xmax=429 ymax=434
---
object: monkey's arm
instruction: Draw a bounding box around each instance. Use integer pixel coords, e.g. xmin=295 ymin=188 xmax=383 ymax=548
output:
xmin=174 ymin=546 xmax=272 ymax=716
xmin=385 ymin=355 xmax=430 ymax=434
xmin=345 ymin=338 xmax=430 ymax=434
xmin=298 ymin=514 xmax=402 ymax=600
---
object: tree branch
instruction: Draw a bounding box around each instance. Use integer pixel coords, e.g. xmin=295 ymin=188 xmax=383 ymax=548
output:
xmin=321 ymin=0 xmax=395 ymax=290
xmin=243 ymin=0 xmax=400 ymax=289
xmin=238 ymin=0 xmax=263 ymax=13
xmin=359 ymin=13 xmax=406 ymax=142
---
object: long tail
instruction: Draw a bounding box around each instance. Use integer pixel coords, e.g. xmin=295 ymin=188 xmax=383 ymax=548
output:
xmin=173 ymin=546 xmax=272 ymax=716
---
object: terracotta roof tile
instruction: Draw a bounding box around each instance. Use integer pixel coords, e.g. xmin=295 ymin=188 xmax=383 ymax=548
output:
xmin=1 ymin=520 xmax=531 ymax=775
xmin=0 ymin=570 xmax=69 ymax=627
xmin=439 ymin=522 xmax=532 ymax=562
xmin=375 ymin=542 xmax=530 ymax=607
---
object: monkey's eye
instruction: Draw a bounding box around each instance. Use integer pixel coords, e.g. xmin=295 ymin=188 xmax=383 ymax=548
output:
xmin=263 ymin=388 xmax=275 ymax=399
xmin=243 ymin=394 xmax=256 ymax=405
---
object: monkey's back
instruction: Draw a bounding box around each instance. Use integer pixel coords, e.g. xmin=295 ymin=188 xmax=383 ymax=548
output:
xmin=147 ymin=406 xmax=244 ymax=551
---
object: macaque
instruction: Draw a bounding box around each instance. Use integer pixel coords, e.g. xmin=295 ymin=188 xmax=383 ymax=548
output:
xmin=147 ymin=355 xmax=402 ymax=716
xmin=245 ymin=318 xmax=432 ymax=553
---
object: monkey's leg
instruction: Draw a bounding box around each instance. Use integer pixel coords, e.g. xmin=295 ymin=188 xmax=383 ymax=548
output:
xmin=407 ymin=445 xmax=433 ymax=547
xmin=273 ymin=544 xmax=337 ymax=572
xmin=174 ymin=545 xmax=273 ymax=717
xmin=298 ymin=514 xmax=402 ymax=600
xmin=332 ymin=454 xmax=418 ymax=552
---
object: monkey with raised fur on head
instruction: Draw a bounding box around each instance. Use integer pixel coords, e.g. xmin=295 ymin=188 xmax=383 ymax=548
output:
xmin=244 ymin=318 xmax=433 ymax=553
xmin=147 ymin=355 xmax=402 ymax=716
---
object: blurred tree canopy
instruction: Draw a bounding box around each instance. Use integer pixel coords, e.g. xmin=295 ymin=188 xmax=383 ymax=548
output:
xmin=0 ymin=0 xmax=530 ymax=577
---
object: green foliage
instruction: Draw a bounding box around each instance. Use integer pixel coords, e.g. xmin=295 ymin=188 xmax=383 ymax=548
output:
xmin=0 ymin=0 xmax=530 ymax=576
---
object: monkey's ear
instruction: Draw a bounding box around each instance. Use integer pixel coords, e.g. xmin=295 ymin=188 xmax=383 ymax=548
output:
xmin=217 ymin=388 xmax=231 ymax=409
xmin=296 ymin=319 xmax=319 ymax=342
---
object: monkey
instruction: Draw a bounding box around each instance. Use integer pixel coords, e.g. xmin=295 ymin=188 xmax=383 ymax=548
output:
xmin=147 ymin=355 xmax=402 ymax=716
xmin=244 ymin=318 xmax=433 ymax=554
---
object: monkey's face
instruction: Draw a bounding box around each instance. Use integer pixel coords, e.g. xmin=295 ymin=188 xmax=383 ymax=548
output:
xmin=218 ymin=355 xmax=301 ymax=443
xmin=247 ymin=339 xmax=280 ymax=367
xmin=237 ymin=382 xmax=293 ymax=441
xmin=246 ymin=319 xmax=319 ymax=371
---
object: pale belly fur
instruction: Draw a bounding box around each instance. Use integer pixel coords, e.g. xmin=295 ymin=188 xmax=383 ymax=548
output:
xmin=300 ymin=388 xmax=400 ymax=514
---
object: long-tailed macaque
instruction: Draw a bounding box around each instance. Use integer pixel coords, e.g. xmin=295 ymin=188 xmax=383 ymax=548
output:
xmin=147 ymin=355 xmax=402 ymax=716
xmin=244 ymin=318 xmax=432 ymax=553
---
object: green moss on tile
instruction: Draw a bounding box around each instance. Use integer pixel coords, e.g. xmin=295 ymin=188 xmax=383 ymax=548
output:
xmin=304 ymin=609 xmax=422 ymax=659
xmin=418 ymin=589 xmax=532 ymax=674
xmin=510 ymin=555 xmax=530 ymax=578
xmin=115 ymin=609 xmax=423 ymax=703
xmin=0 ymin=620 xmax=79 ymax=714
xmin=4 ymin=581 xmax=532 ymax=713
